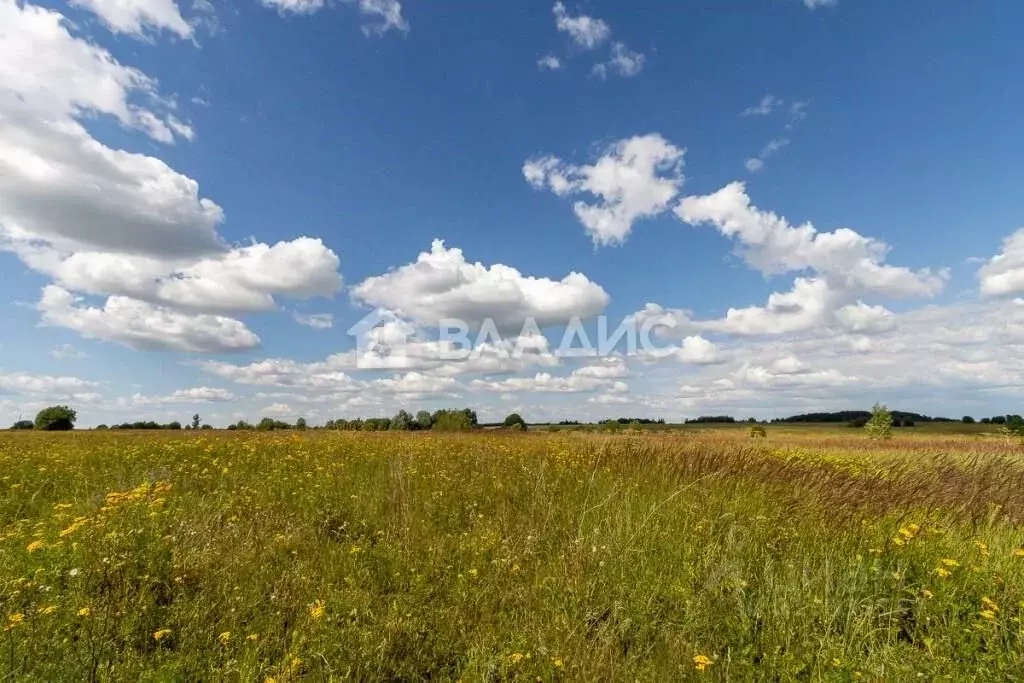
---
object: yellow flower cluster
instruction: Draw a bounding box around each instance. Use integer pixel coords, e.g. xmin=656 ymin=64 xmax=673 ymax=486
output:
xmin=693 ymin=654 xmax=713 ymax=672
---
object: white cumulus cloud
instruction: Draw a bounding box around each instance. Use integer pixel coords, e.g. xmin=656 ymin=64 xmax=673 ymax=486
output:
xmin=524 ymin=134 xmax=684 ymax=245
xmin=37 ymin=285 xmax=261 ymax=353
xmin=979 ymin=228 xmax=1024 ymax=297
xmin=351 ymin=240 xmax=609 ymax=330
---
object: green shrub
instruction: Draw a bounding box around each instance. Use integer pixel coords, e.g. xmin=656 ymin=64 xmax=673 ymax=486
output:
xmin=34 ymin=405 xmax=77 ymax=431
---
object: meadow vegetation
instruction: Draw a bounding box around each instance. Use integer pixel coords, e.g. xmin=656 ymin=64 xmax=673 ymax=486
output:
xmin=2 ymin=428 xmax=1024 ymax=680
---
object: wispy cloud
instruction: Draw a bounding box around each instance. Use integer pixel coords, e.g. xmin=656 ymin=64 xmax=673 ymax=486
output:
xmin=742 ymin=94 xmax=782 ymax=117
xmin=745 ymin=137 xmax=789 ymax=174
xmin=293 ymin=312 xmax=334 ymax=330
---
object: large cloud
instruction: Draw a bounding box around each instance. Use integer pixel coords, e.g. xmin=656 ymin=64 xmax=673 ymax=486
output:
xmin=677 ymin=182 xmax=945 ymax=295
xmin=6 ymin=235 xmax=341 ymax=314
xmin=524 ymin=134 xmax=684 ymax=245
xmin=978 ymin=228 xmax=1024 ymax=297
xmin=351 ymin=240 xmax=608 ymax=330
xmin=0 ymin=371 xmax=98 ymax=394
xmin=674 ymin=182 xmax=946 ymax=335
xmin=70 ymin=0 xmax=193 ymax=39
xmin=0 ymin=0 xmax=342 ymax=351
xmin=37 ymin=285 xmax=261 ymax=353
xmin=0 ymin=0 xmax=219 ymax=256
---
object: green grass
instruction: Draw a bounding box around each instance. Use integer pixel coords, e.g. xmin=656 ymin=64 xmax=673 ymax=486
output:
xmin=2 ymin=430 xmax=1023 ymax=680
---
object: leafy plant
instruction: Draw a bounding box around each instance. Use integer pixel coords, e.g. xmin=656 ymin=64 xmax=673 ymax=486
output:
xmin=864 ymin=403 xmax=893 ymax=440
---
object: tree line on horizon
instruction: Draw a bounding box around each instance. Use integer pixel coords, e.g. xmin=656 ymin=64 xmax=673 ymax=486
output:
xmin=10 ymin=404 xmax=1024 ymax=433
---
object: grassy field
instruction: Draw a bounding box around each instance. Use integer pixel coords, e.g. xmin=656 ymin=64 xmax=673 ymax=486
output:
xmin=2 ymin=428 xmax=1024 ymax=681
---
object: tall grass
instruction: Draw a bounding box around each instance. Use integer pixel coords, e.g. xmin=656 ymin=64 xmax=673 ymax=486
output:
xmin=1 ymin=430 xmax=1023 ymax=680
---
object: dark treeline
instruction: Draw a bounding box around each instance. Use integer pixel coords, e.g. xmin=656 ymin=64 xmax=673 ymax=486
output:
xmin=106 ymin=421 xmax=181 ymax=430
xmin=977 ymin=414 xmax=1024 ymax=425
xmin=322 ymin=408 xmax=480 ymax=432
xmin=772 ymin=410 xmax=955 ymax=424
xmin=685 ymin=416 xmax=738 ymax=424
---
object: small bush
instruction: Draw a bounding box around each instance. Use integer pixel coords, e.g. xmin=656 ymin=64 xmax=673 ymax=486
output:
xmin=864 ymin=403 xmax=893 ymax=440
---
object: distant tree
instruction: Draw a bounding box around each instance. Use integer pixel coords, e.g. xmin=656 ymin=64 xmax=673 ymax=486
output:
xmin=1004 ymin=414 xmax=1024 ymax=435
xmin=431 ymin=409 xmax=477 ymax=431
xmin=962 ymin=416 xmax=975 ymax=424
xmin=258 ymin=417 xmax=276 ymax=431
xmin=390 ymin=410 xmax=413 ymax=431
xmin=295 ymin=417 xmax=308 ymax=431
xmin=201 ymin=424 xmax=213 ymax=430
xmin=191 ymin=413 xmax=201 ymax=430
xmin=94 ymin=424 xmax=109 ymax=431
xmin=749 ymin=424 xmax=767 ymax=438
xmin=34 ymin=405 xmax=77 ymax=431
xmin=864 ymin=403 xmax=893 ymax=440
xmin=981 ymin=417 xmax=992 ymax=424
xmin=11 ymin=420 xmax=34 ymax=430
xmin=992 ymin=415 xmax=1007 ymax=425
xmin=415 ymin=410 xmax=433 ymax=430
xmin=167 ymin=421 xmax=182 ymax=430
xmin=502 ymin=413 xmax=527 ymax=431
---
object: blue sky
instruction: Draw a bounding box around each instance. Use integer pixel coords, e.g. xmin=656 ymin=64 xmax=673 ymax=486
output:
xmin=2 ymin=0 xmax=1023 ymax=426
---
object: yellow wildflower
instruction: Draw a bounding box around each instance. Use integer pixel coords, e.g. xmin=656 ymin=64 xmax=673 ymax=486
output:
xmin=39 ymin=605 xmax=58 ymax=615
xmin=219 ymin=631 xmax=231 ymax=645
xmin=980 ymin=610 xmax=997 ymax=621
xmin=3 ymin=613 xmax=25 ymax=632
xmin=309 ymin=599 xmax=325 ymax=620
xmin=981 ymin=596 xmax=999 ymax=612
xmin=153 ymin=628 xmax=172 ymax=641
xmin=468 ymin=568 xmax=478 ymax=578
xmin=921 ymin=588 xmax=934 ymax=599
xmin=693 ymin=654 xmax=713 ymax=672
xmin=77 ymin=607 xmax=91 ymax=617
xmin=940 ymin=558 xmax=960 ymax=568
xmin=1013 ymin=548 xmax=1024 ymax=558
xmin=508 ymin=652 xmax=525 ymax=665
xmin=247 ymin=633 xmax=259 ymax=641
xmin=26 ymin=540 xmax=45 ymax=553
xmin=934 ymin=567 xmax=951 ymax=578
xmin=552 ymin=658 xmax=564 ymax=668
